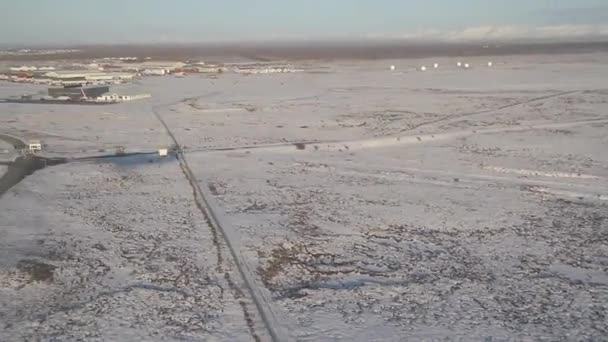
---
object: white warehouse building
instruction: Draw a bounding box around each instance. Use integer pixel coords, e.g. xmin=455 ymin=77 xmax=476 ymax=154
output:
xmin=142 ymin=68 xmax=168 ymax=76
xmin=44 ymin=71 xmax=137 ymax=82
xmin=95 ymin=93 xmax=151 ymax=102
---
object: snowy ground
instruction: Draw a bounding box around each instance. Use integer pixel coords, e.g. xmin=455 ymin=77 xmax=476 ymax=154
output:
xmin=0 ymin=157 xmax=269 ymax=341
xmin=1 ymin=52 xmax=608 ymax=341
xmin=1 ymin=138 xmax=14 ymax=178
xmin=0 ymin=137 xmax=16 ymax=161
xmin=0 ymin=138 xmax=10 ymax=149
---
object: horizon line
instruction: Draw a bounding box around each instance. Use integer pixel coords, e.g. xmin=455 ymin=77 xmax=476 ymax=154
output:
xmin=2 ymin=24 xmax=608 ymax=48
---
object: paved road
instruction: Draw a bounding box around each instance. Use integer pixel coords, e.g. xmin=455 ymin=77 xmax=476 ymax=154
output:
xmin=0 ymin=133 xmax=67 ymax=197
xmin=0 ymin=133 xmax=26 ymax=149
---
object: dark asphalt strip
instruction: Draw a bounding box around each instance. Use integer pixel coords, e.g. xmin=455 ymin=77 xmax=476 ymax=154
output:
xmin=0 ymin=133 xmax=26 ymax=149
xmin=0 ymin=156 xmax=66 ymax=197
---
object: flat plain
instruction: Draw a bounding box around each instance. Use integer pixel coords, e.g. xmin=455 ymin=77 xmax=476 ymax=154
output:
xmin=1 ymin=52 xmax=607 ymax=341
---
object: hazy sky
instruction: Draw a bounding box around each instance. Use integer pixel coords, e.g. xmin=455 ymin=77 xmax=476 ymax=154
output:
xmin=1 ymin=0 xmax=607 ymax=44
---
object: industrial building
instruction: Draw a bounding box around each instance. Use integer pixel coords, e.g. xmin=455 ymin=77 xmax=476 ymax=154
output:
xmin=142 ymin=68 xmax=168 ymax=76
xmin=235 ymin=66 xmax=302 ymax=74
xmin=48 ymin=86 xmax=110 ymax=101
xmin=133 ymin=61 xmax=185 ymax=70
xmin=44 ymin=71 xmax=136 ymax=83
xmin=95 ymin=93 xmax=151 ymax=102
xmin=45 ymin=85 xmax=150 ymax=103
xmin=4 ymin=84 xmax=150 ymax=104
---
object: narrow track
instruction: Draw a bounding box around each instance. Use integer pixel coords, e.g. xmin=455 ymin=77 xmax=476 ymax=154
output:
xmin=180 ymin=117 xmax=608 ymax=157
xmin=400 ymin=90 xmax=580 ymax=133
xmin=0 ymin=133 xmax=26 ymax=149
xmin=182 ymin=90 xmax=581 ymax=154
xmin=152 ymin=103 xmax=287 ymax=342
xmin=0 ymin=134 xmax=68 ymax=197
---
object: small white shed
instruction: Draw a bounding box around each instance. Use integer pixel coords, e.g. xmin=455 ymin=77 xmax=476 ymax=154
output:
xmin=27 ymin=140 xmax=42 ymax=153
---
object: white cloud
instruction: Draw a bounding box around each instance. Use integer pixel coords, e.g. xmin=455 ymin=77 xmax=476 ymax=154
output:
xmin=367 ymin=24 xmax=608 ymax=42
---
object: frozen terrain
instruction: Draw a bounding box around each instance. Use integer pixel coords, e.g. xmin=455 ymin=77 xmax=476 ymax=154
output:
xmin=0 ymin=138 xmax=10 ymax=150
xmin=1 ymin=52 xmax=608 ymax=341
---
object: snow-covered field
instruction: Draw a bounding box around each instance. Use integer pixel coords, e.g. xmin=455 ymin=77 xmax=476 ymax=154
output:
xmin=0 ymin=137 xmax=15 ymax=164
xmin=0 ymin=138 xmax=13 ymax=179
xmin=1 ymin=53 xmax=608 ymax=341
xmin=0 ymin=138 xmax=10 ymax=150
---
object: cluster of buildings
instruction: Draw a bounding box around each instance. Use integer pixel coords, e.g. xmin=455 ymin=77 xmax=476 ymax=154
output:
xmin=9 ymin=85 xmax=151 ymax=104
xmin=47 ymin=85 xmax=151 ymax=103
xmin=0 ymin=58 xmax=306 ymax=88
xmin=128 ymin=61 xmax=228 ymax=75
xmin=0 ymin=59 xmax=232 ymax=85
xmin=102 ymin=57 xmax=139 ymax=61
xmin=0 ymin=67 xmax=137 ymax=86
xmin=10 ymin=65 xmax=56 ymax=71
xmin=234 ymin=66 xmax=303 ymax=75
xmin=45 ymin=70 xmax=137 ymax=85
xmin=0 ymin=48 xmax=79 ymax=57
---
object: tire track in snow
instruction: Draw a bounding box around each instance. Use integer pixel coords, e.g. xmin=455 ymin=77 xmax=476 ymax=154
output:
xmin=400 ymin=90 xmax=580 ymax=133
xmin=185 ymin=90 xmax=583 ymax=154
xmin=304 ymin=163 xmax=608 ymax=201
xmin=324 ymin=117 xmax=608 ymax=152
xmin=152 ymin=103 xmax=287 ymax=342
xmin=526 ymin=186 xmax=608 ymax=202
xmin=195 ymin=117 xmax=608 ymax=154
